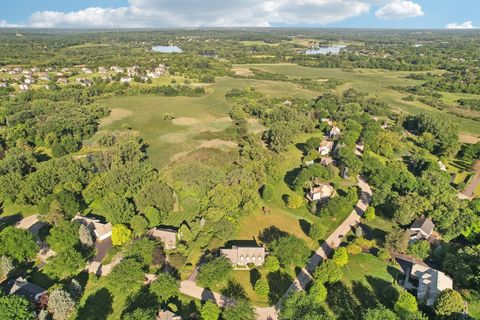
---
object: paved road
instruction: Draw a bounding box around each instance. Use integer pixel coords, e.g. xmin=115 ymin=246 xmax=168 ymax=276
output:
xmin=462 ymin=172 xmax=480 ymax=199
xmin=178 ymin=177 xmax=372 ymax=320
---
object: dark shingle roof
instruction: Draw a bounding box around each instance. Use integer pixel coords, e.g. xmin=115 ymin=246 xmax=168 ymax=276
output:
xmin=410 ymin=217 xmax=435 ymax=235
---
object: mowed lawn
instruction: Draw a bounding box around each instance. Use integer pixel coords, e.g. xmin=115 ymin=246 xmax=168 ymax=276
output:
xmin=90 ymin=77 xmax=317 ymax=168
xmin=238 ymin=64 xmax=480 ymax=137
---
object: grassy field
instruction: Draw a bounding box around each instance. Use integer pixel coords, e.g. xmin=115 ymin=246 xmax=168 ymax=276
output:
xmin=237 ymin=64 xmax=480 ymax=137
xmin=89 ymin=77 xmax=317 ymax=168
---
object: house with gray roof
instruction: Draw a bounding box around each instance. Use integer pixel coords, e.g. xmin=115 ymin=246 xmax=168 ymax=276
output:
xmin=220 ymin=245 xmax=265 ymax=267
xmin=73 ymin=215 xmax=112 ymax=241
xmin=157 ymin=309 xmax=182 ymax=320
xmin=408 ymin=217 xmax=435 ymax=241
xmin=6 ymin=277 xmax=47 ymax=302
xmin=148 ymin=227 xmax=178 ymax=250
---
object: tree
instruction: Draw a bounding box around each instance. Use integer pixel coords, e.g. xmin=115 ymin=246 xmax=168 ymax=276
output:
xmin=407 ymin=240 xmax=431 ymax=260
xmin=111 ymin=224 xmax=132 ymax=246
xmin=286 ymin=193 xmax=303 ymax=209
xmin=69 ymin=279 xmax=83 ymax=301
xmin=143 ymin=206 xmax=166 ymax=228
xmin=0 ymin=255 xmax=14 ymax=282
xmin=125 ymin=237 xmax=160 ymax=266
xmin=263 ymin=256 xmax=280 ymax=273
xmin=47 ymin=221 xmax=80 ymax=252
xmin=272 ymin=235 xmax=311 ymax=268
xmin=347 ymin=243 xmax=362 ymax=255
xmin=0 ymin=227 xmax=38 ymax=262
xmin=79 ymin=224 xmax=95 ymax=247
xmin=363 ymin=306 xmax=398 ymax=320
xmin=122 ymin=308 xmax=157 ymax=320
xmin=310 ymin=220 xmax=329 ymax=240
xmin=309 ymin=280 xmax=327 ymax=304
xmin=130 ymin=215 xmax=148 ymax=236
xmin=394 ymin=287 xmax=418 ymax=314
xmin=444 ymin=244 xmax=480 ymax=289
xmin=200 ymin=301 xmax=220 ymax=320
xmin=197 ymin=256 xmax=232 ymax=288
xmin=385 ymin=227 xmax=409 ymax=253
xmin=103 ymin=193 xmax=136 ymax=225
xmin=107 ymin=258 xmax=145 ymax=292
xmin=364 ymin=206 xmax=375 ymax=221
xmin=45 ymin=199 xmax=66 ymax=226
xmin=279 ymin=291 xmax=332 ymax=320
xmin=134 ymin=180 xmax=174 ymax=213
xmin=333 ymin=247 xmax=349 ymax=267
xmin=222 ymin=299 xmax=255 ymax=320
xmin=0 ymin=294 xmax=34 ymax=320
xmin=48 ymin=289 xmax=76 ymax=320
xmin=434 ymin=289 xmax=464 ymax=319
xmin=254 ymin=278 xmax=269 ymax=297
xmin=149 ymin=273 xmax=179 ymax=303
xmin=261 ymin=184 xmax=274 ymax=201
xmin=314 ymin=260 xmax=343 ymax=284
xmin=44 ymin=248 xmax=85 ymax=279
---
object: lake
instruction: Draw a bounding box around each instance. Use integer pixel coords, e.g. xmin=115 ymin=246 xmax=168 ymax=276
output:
xmin=305 ymin=45 xmax=346 ymax=55
xmin=152 ymin=45 xmax=183 ymax=53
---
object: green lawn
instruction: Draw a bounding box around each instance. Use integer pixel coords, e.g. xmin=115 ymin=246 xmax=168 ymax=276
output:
xmin=0 ymin=199 xmax=37 ymax=231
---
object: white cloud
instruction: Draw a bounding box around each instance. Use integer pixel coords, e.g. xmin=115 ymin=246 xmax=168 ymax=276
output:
xmin=375 ymin=1 xmax=424 ymax=20
xmin=0 ymin=20 xmax=21 ymax=28
xmin=22 ymin=0 xmax=374 ymax=28
xmin=446 ymin=21 xmax=477 ymax=29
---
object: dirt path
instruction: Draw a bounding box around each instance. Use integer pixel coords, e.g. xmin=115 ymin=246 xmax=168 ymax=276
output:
xmin=462 ymin=173 xmax=480 ymax=199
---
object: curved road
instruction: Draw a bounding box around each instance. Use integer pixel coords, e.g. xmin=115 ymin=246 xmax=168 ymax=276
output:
xmin=179 ymin=177 xmax=372 ymax=320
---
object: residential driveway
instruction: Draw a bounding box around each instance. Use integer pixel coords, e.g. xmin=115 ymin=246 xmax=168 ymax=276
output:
xmin=462 ymin=173 xmax=480 ymax=199
xmin=179 ymin=280 xmax=231 ymax=307
xmin=93 ymin=238 xmax=112 ymax=263
xmin=15 ymin=215 xmax=46 ymax=240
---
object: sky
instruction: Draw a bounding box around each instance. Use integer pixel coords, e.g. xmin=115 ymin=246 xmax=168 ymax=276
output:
xmin=0 ymin=0 xmax=479 ymax=29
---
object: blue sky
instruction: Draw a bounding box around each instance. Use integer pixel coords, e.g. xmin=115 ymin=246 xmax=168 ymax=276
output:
xmin=1 ymin=0 xmax=479 ymax=29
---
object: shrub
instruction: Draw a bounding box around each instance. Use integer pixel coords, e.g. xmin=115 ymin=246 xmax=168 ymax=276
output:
xmin=407 ymin=240 xmax=431 ymax=260
xmin=434 ymin=289 xmax=464 ymax=318
xmin=333 ymin=247 xmax=349 ymax=267
xmin=364 ymin=206 xmax=375 ymax=221
xmin=286 ymin=193 xmax=303 ymax=209
xmin=377 ymin=248 xmax=391 ymax=260
xmin=354 ymin=237 xmax=375 ymax=249
xmin=347 ymin=243 xmax=362 ymax=255
xmin=309 ymin=280 xmax=327 ymax=303
xmin=111 ymin=224 xmax=132 ymax=246
xmin=254 ymin=278 xmax=270 ymax=297
xmin=263 ymin=256 xmax=280 ymax=273
xmin=261 ymin=184 xmax=274 ymax=201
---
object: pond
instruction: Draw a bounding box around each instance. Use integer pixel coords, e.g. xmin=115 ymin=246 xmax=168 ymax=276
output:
xmin=304 ymin=45 xmax=346 ymax=55
xmin=152 ymin=45 xmax=183 ymax=53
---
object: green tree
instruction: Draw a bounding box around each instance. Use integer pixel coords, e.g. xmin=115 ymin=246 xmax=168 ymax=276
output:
xmin=0 ymin=227 xmax=37 ymax=262
xmin=122 ymin=308 xmax=157 ymax=320
xmin=48 ymin=289 xmax=75 ymax=320
xmin=364 ymin=206 xmax=375 ymax=221
xmin=107 ymin=258 xmax=145 ymax=292
xmin=0 ymin=255 xmax=14 ymax=282
xmin=78 ymin=224 xmax=95 ymax=247
xmin=272 ymin=235 xmax=310 ymax=268
xmin=434 ymin=289 xmax=464 ymax=319
xmin=263 ymin=256 xmax=280 ymax=273
xmin=200 ymin=301 xmax=220 ymax=320
xmin=44 ymin=199 xmax=66 ymax=226
xmin=385 ymin=227 xmax=409 ymax=253
xmin=394 ymin=287 xmax=418 ymax=315
xmin=47 ymin=221 xmax=80 ymax=252
xmin=261 ymin=184 xmax=274 ymax=201
xmin=130 ymin=215 xmax=149 ymax=236
xmin=112 ymin=224 xmax=132 ymax=246
xmin=254 ymin=278 xmax=269 ymax=297
xmin=0 ymin=294 xmax=34 ymax=320
xmin=143 ymin=206 xmax=166 ymax=228
xmin=279 ymin=291 xmax=332 ymax=320
xmin=149 ymin=273 xmax=179 ymax=303
xmin=444 ymin=244 xmax=480 ymax=289
xmin=222 ymin=299 xmax=255 ymax=320
xmin=309 ymin=280 xmax=327 ymax=304
xmin=44 ymin=248 xmax=85 ymax=279
xmin=363 ymin=306 xmax=398 ymax=320
xmin=314 ymin=260 xmax=343 ymax=284
xmin=333 ymin=247 xmax=349 ymax=267
xmin=134 ymin=180 xmax=174 ymax=213
xmin=197 ymin=256 xmax=232 ymax=288
xmin=407 ymin=240 xmax=431 ymax=260
xmin=286 ymin=193 xmax=303 ymax=209
xmin=103 ymin=193 xmax=136 ymax=225
xmin=125 ymin=237 xmax=160 ymax=266
xmin=309 ymin=222 xmax=325 ymax=240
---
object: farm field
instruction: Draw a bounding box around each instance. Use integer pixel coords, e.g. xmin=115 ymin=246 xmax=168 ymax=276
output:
xmin=238 ymin=64 xmax=480 ymax=137
xmin=89 ymin=76 xmax=317 ymax=168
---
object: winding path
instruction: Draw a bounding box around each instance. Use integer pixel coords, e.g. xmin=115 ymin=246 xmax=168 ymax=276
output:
xmin=179 ymin=177 xmax=372 ymax=320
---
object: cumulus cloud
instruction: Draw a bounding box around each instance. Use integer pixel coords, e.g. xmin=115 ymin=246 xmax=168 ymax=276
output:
xmin=446 ymin=21 xmax=477 ymax=29
xmin=0 ymin=20 xmax=21 ymax=28
xmin=375 ymin=1 xmax=424 ymax=20
xmin=22 ymin=0 xmax=373 ymax=28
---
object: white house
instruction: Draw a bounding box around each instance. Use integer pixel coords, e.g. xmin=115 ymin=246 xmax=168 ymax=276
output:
xmin=19 ymin=83 xmax=30 ymax=91
xmin=307 ymin=183 xmax=334 ymax=202
xmin=73 ymin=215 xmax=112 ymax=241
xmin=120 ymin=77 xmax=132 ymax=84
xmin=318 ymin=140 xmax=334 ymax=156
xmin=220 ymin=245 xmax=266 ymax=267
xmin=329 ymin=126 xmax=341 ymax=139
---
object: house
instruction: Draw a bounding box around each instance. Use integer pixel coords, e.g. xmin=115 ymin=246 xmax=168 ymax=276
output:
xmin=111 ymin=66 xmax=124 ymax=73
xmin=38 ymin=73 xmax=50 ymax=81
xmin=127 ymin=66 xmax=140 ymax=77
xmin=57 ymin=77 xmax=68 ymax=84
xmin=120 ymin=77 xmax=132 ymax=84
xmin=318 ymin=140 xmax=334 ymax=156
xmin=329 ymin=126 xmax=341 ymax=139
xmin=81 ymin=67 xmax=93 ymax=74
xmin=220 ymin=245 xmax=266 ymax=267
xmin=147 ymin=71 xmax=161 ymax=79
xmin=98 ymin=67 xmax=108 ymax=74
xmin=72 ymin=215 xmax=112 ymax=241
xmin=19 ymin=83 xmax=30 ymax=91
xmin=148 ymin=228 xmax=178 ymax=250
xmin=408 ymin=217 xmax=435 ymax=241
xmin=157 ymin=309 xmax=182 ymax=320
xmin=437 ymin=161 xmax=447 ymax=172
xmin=320 ymin=157 xmax=335 ymax=166
xmin=6 ymin=277 xmax=47 ymax=302
xmin=399 ymin=260 xmax=453 ymax=306
xmin=306 ymin=183 xmax=334 ymax=202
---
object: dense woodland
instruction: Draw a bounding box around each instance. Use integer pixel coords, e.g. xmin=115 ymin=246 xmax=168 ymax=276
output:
xmin=0 ymin=29 xmax=479 ymax=320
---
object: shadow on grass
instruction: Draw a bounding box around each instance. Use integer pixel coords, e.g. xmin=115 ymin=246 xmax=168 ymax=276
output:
xmin=221 ymin=280 xmax=247 ymax=300
xmin=295 ymin=142 xmax=309 ymax=156
xmin=299 ymin=219 xmax=311 ymax=237
xmin=366 ymin=276 xmax=398 ymax=309
xmin=258 ymin=226 xmax=289 ymax=246
xmin=326 ymin=282 xmax=362 ymax=320
xmin=284 ymin=167 xmax=302 ymax=190
xmin=352 ymin=281 xmax=378 ymax=309
xmin=77 ymin=288 xmax=113 ymax=320
xmin=122 ymin=285 xmax=158 ymax=316
xmin=250 ymin=269 xmax=261 ymax=288
xmin=0 ymin=213 xmax=22 ymax=231
xmin=267 ymin=271 xmax=293 ymax=305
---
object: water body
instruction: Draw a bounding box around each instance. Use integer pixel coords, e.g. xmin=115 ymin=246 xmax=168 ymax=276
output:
xmin=305 ymin=45 xmax=346 ymax=55
xmin=152 ymin=45 xmax=183 ymax=53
